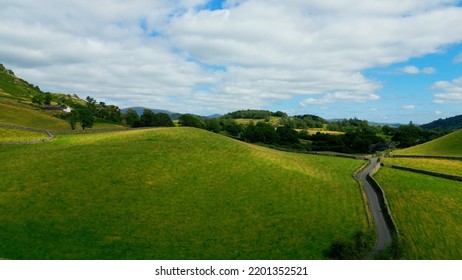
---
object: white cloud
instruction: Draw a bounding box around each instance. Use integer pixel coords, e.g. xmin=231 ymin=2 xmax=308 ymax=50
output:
xmin=433 ymin=76 xmax=462 ymax=103
xmin=402 ymin=105 xmax=415 ymax=110
xmin=1 ymin=0 xmax=462 ymax=114
xmin=401 ymin=65 xmax=436 ymax=74
xmin=435 ymin=110 xmax=443 ymax=115
xmin=300 ymin=92 xmax=380 ymax=106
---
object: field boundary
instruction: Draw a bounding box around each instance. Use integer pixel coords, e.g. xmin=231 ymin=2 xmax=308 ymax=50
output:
xmin=367 ymin=159 xmax=400 ymax=238
xmin=266 ymin=145 xmax=369 ymax=160
xmin=0 ymin=122 xmax=54 ymax=145
xmin=381 ymin=164 xmax=462 ymax=182
xmin=388 ymin=154 xmax=462 ymax=161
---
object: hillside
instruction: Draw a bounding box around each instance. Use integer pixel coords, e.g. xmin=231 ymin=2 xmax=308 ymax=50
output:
xmin=0 ymin=64 xmax=125 ymax=133
xmin=393 ymin=129 xmax=462 ymax=156
xmin=421 ymin=114 xmax=462 ymax=131
xmin=0 ymin=127 xmax=369 ymax=259
xmin=0 ymin=64 xmax=43 ymax=101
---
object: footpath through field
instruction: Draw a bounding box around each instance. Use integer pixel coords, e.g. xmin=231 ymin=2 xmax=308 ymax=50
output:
xmin=356 ymin=158 xmax=393 ymax=256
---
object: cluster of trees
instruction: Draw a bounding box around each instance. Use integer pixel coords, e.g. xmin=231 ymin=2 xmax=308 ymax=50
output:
xmin=123 ymin=109 xmax=174 ymax=128
xmin=177 ymin=114 xmax=244 ymax=137
xmin=31 ymin=93 xmax=53 ymax=105
xmin=385 ymin=123 xmax=445 ymax=148
xmin=85 ymin=97 xmax=122 ymax=123
xmin=223 ymin=109 xmax=288 ymax=119
xmin=279 ymin=114 xmax=327 ymax=129
xmin=65 ymin=96 xmax=123 ymax=130
xmin=300 ymin=130 xmax=387 ymax=154
xmin=66 ymin=108 xmax=92 ymax=130
xmin=326 ymin=118 xmax=373 ymax=132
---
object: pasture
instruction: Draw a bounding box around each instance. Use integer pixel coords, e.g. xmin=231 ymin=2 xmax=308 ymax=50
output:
xmin=374 ymin=167 xmax=462 ymax=259
xmin=0 ymin=127 xmax=48 ymax=143
xmin=0 ymin=127 xmax=369 ymax=259
xmin=383 ymin=157 xmax=462 ymax=177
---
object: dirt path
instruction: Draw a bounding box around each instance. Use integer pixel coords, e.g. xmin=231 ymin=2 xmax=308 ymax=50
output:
xmin=356 ymin=158 xmax=393 ymax=254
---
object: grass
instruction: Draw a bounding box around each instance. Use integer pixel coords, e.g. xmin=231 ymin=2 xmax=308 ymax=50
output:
xmin=383 ymin=157 xmax=462 ymax=177
xmin=0 ymin=65 xmax=41 ymax=101
xmin=0 ymin=127 xmax=369 ymax=259
xmin=234 ymin=117 xmax=281 ymax=126
xmin=303 ymin=128 xmax=345 ymax=135
xmin=0 ymin=127 xmax=48 ymax=143
xmin=0 ymin=99 xmax=69 ymax=130
xmin=393 ymin=129 xmax=462 ymax=156
xmin=374 ymin=167 xmax=462 ymax=259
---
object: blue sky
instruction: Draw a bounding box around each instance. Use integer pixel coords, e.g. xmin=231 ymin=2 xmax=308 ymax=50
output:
xmin=1 ymin=0 xmax=462 ymax=124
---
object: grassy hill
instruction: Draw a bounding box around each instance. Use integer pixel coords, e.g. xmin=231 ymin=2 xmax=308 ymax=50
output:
xmin=0 ymin=64 xmax=125 ymax=132
xmin=393 ymin=129 xmax=462 ymax=156
xmin=374 ymin=168 xmax=462 ymax=259
xmin=421 ymin=114 xmax=462 ymax=131
xmin=0 ymin=64 xmax=42 ymax=101
xmin=0 ymin=127 xmax=369 ymax=259
xmin=0 ymin=98 xmax=70 ymax=130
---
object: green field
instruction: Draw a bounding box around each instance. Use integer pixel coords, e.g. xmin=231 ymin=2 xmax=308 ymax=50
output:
xmin=374 ymin=167 xmax=462 ymax=259
xmin=0 ymin=127 xmax=48 ymax=143
xmin=393 ymin=129 xmax=462 ymax=156
xmin=383 ymin=157 xmax=462 ymax=177
xmin=234 ymin=117 xmax=282 ymax=126
xmin=0 ymin=127 xmax=369 ymax=259
xmin=0 ymin=99 xmax=70 ymax=130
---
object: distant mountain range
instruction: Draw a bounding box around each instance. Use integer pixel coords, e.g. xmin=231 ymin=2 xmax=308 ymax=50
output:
xmin=420 ymin=114 xmax=462 ymax=131
xmin=121 ymin=107 xmax=222 ymax=120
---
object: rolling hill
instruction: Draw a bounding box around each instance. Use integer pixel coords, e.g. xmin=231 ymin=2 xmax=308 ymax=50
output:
xmin=0 ymin=127 xmax=369 ymax=259
xmin=421 ymin=114 xmax=462 ymax=131
xmin=393 ymin=129 xmax=462 ymax=156
xmin=0 ymin=64 xmax=125 ymax=134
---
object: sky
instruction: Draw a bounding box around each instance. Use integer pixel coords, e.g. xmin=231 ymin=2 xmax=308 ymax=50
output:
xmin=1 ymin=0 xmax=462 ymax=124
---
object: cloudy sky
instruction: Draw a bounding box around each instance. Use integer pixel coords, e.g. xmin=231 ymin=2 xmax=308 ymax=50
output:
xmin=1 ymin=0 xmax=462 ymax=123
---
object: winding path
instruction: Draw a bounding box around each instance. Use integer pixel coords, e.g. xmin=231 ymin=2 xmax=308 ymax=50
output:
xmin=356 ymin=158 xmax=393 ymax=254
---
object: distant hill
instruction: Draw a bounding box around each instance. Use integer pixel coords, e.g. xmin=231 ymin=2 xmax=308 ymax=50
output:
xmin=394 ymin=129 xmax=462 ymax=157
xmin=421 ymin=114 xmax=462 ymax=131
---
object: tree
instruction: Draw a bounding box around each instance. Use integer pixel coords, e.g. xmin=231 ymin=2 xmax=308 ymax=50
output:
xmin=31 ymin=95 xmax=44 ymax=105
xmin=79 ymin=108 xmax=94 ymax=130
xmin=153 ymin=112 xmax=174 ymax=127
xmin=205 ymin=118 xmax=222 ymax=133
xmin=107 ymin=105 xmax=122 ymax=123
xmin=44 ymin=93 xmax=52 ymax=105
xmin=123 ymin=109 xmax=140 ymax=127
xmin=276 ymin=126 xmax=299 ymax=144
xmin=243 ymin=122 xmax=279 ymax=144
xmin=140 ymin=109 xmax=156 ymax=127
xmin=85 ymin=96 xmax=97 ymax=114
xmin=67 ymin=110 xmax=79 ymax=130
xmin=178 ymin=114 xmax=205 ymax=129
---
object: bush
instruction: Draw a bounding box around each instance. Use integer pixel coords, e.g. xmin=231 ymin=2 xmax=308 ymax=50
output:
xmin=325 ymin=231 xmax=374 ymax=260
